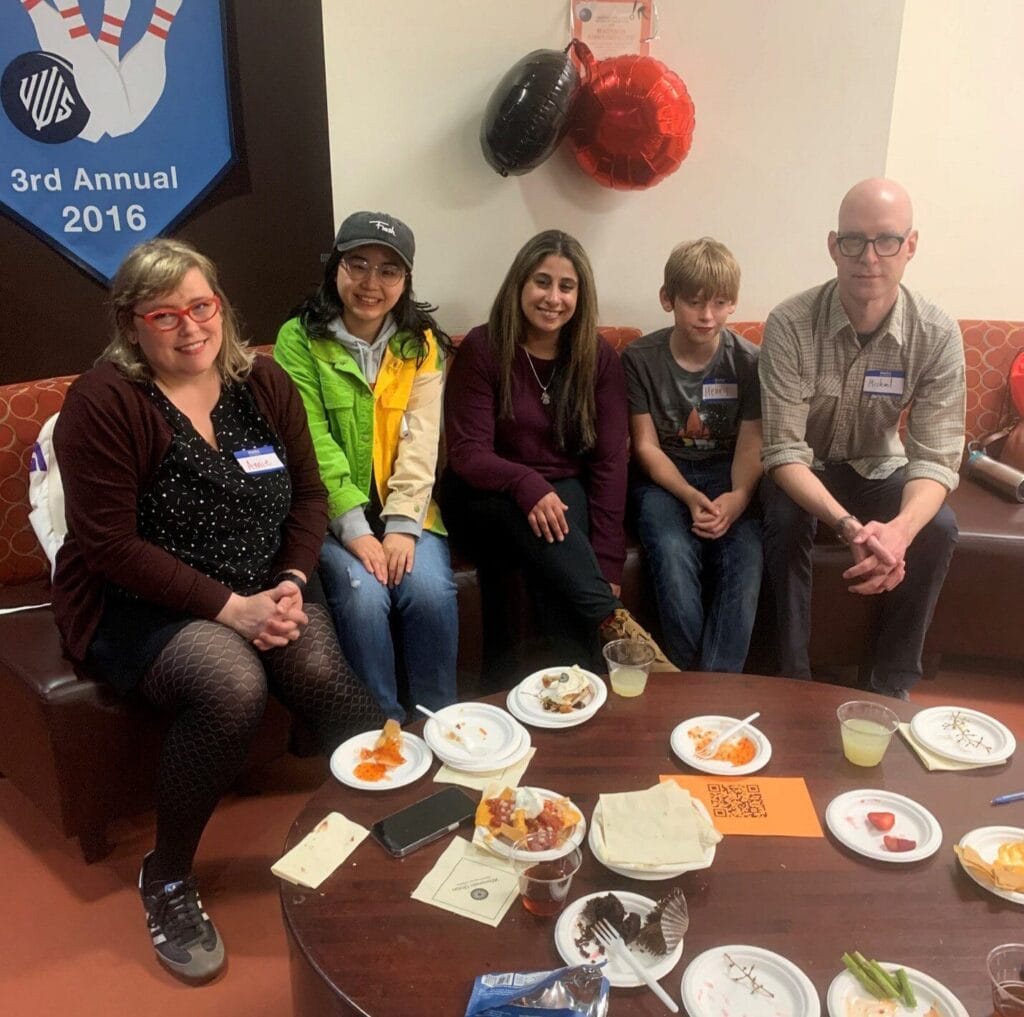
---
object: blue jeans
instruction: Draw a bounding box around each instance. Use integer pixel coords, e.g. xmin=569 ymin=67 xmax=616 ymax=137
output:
xmin=633 ymin=460 xmax=762 ymax=673
xmin=319 ymin=531 xmax=459 ymax=721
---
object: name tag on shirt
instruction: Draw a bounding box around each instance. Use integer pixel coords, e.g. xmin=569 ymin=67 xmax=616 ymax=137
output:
xmin=702 ymin=379 xmax=738 ymax=402
xmin=862 ymin=370 xmax=905 ymax=396
xmin=233 ymin=445 xmax=285 ymax=474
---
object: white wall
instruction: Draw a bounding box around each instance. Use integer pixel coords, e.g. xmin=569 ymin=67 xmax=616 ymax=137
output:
xmin=885 ymin=0 xmax=1024 ymax=319
xmin=322 ymin=1 xmax=905 ymax=332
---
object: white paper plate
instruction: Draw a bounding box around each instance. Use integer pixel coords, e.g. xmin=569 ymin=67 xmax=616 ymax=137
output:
xmin=475 ymin=787 xmax=586 ymax=861
xmin=506 ymin=666 xmax=607 ymax=729
xmin=588 ymin=798 xmax=717 ymax=880
xmin=827 ymin=961 xmax=969 ymax=1017
xmin=957 ymin=824 xmax=1024 ymax=906
xmin=825 ymin=789 xmax=942 ymax=863
xmin=670 ymin=714 xmax=772 ymax=776
xmin=909 ymin=705 xmax=1016 ymax=765
xmin=554 ymin=890 xmax=684 ymax=988
xmin=681 ymin=944 xmax=820 ymax=1017
xmin=423 ymin=703 xmax=529 ymax=771
xmin=329 ymin=730 xmax=432 ymax=790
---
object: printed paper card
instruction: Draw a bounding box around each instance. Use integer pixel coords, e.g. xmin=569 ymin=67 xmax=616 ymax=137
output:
xmin=411 ymin=837 xmax=519 ymax=927
xmin=571 ymin=0 xmax=655 ymax=60
xmin=661 ymin=774 xmax=824 ymax=838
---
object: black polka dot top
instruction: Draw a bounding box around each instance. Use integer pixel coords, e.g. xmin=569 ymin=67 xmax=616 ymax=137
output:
xmin=138 ymin=381 xmax=292 ymax=593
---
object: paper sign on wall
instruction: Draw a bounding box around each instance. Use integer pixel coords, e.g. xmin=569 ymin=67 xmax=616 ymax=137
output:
xmin=571 ymin=0 xmax=655 ymax=60
xmin=0 ymin=0 xmax=234 ymax=283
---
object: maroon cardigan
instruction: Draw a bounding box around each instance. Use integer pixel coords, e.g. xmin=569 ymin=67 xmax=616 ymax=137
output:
xmin=51 ymin=358 xmax=328 ymax=664
xmin=444 ymin=325 xmax=628 ymax=584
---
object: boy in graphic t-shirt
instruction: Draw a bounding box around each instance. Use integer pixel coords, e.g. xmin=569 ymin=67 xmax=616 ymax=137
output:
xmin=622 ymin=238 xmax=762 ymax=673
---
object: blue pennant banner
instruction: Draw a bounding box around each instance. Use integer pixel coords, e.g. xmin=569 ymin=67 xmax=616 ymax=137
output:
xmin=0 ymin=0 xmax=234 ymax=282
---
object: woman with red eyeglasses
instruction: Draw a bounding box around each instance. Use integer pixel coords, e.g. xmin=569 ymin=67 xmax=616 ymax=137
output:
xmin=51 ymin=238 xmax=384 ymax=985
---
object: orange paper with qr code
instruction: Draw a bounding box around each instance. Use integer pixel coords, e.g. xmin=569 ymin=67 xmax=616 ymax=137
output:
xmin=661 ymin=775 xmax=824 ymax=837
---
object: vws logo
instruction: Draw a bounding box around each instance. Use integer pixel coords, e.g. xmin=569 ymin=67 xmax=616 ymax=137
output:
xmin=0 ymin=0 xmax=233 ymax=282
xmin=2 ymin=0 xmax=182 ymax=143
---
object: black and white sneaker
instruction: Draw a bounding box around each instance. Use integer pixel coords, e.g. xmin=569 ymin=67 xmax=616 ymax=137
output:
xmin=138 ymin=853 xmax=225 ymax=983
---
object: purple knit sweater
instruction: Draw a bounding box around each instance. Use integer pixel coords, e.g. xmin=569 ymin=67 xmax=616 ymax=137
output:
xmin=444 ymin=325 xmax=628 ymax=584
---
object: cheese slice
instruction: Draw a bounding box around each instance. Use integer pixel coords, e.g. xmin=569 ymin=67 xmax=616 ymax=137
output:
xmin=271 ymin=812 xmax=368 ymax=889
xmin=599 ymin=782 xmax=721 ymax=866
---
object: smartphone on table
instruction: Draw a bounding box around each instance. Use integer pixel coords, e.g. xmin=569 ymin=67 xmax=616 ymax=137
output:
xmin=370 ymin=786 xmax=477 ymax=858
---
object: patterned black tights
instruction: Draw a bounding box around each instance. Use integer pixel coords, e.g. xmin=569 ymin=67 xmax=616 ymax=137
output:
xmin=139 ymin=605 xmax=384 ymax=883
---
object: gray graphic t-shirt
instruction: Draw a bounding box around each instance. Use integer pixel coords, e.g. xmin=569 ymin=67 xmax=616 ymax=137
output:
xmin=622 ymin=327 xmax=761 ymax=466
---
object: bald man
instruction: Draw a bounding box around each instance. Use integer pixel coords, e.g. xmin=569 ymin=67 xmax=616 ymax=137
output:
xmin=758 ymin=178 xmax=965 ymax=699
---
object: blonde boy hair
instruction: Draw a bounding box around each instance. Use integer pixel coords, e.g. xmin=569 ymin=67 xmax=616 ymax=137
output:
xmin=663 ymin=237 xmax=740 ymax=304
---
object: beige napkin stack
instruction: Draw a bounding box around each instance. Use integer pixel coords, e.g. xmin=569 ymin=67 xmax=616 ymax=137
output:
xmin=433 ymin=748 xmax=536 ymax=790
xmin=597 ymin=782 xmax=722 ymax=866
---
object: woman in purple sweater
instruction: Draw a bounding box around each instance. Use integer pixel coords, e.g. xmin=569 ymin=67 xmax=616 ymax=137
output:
xmin=443 ymin=230 xmax=668 ymax=683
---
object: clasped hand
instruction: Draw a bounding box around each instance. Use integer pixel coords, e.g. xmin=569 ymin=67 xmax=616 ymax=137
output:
xmin=842 ymin=519 xmax=909 ymax=595
xmin=219 ymin=580 xmax=308 ymax=650
xmin=688 ymin=490 xmax=745 ymax=540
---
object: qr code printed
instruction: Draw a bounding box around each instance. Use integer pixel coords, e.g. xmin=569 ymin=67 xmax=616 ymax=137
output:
xmin=707 ymin=782 xmax=767 ymax=819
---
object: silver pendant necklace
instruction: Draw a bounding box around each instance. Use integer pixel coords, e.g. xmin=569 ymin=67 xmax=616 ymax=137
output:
xmin=525 ymin=350 xmax=556 ymax=405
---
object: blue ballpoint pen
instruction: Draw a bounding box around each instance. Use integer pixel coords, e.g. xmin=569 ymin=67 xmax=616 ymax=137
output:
xmin=991 ymin=791 xmax=1024 ymax=805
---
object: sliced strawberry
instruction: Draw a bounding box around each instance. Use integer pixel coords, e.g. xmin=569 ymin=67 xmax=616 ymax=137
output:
xmin=867 ymin=811 xmax=896 ymax=831
xmin=883 ymin=835 xmax=917 ymax=852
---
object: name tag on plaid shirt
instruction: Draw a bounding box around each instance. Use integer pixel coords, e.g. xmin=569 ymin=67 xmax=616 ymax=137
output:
xmin=862 ymin=370 xmax=905 ymax=396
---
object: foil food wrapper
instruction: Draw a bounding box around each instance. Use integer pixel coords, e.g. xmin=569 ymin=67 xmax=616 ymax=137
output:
xmin=465 ymin=963 xmax=609 ymax=1016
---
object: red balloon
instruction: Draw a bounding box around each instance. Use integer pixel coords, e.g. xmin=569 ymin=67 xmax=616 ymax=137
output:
xmin=568 ymin=53 xmax=696 ymax=190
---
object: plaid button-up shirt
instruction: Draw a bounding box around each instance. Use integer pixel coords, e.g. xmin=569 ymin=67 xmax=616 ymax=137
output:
xmin=760 ymin=280 xmax=965 ymax=490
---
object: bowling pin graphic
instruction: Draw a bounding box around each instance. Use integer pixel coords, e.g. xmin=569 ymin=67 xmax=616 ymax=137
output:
xmin=118 ymin=0 xmax=183 ymax=133
xmin=19 ymin=0 xmax=75 ymax=60
xmin=97 ymin=0 xmax=132 ymax=68
xmin=50 ymin=0 xmax=132 ymax=139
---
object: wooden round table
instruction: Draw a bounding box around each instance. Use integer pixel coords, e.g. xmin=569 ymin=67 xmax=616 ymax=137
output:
xmin=280 ymin=672 xmax=1021 ymax=1016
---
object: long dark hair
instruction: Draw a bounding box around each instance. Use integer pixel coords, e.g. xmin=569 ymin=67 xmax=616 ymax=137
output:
xmin=488 ymin=230 xmax=599 ymax=453
xmin=295 ymin=247 xmax=452 ymax=364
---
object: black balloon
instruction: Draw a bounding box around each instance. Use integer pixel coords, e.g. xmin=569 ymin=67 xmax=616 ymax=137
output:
xmin=480 ymin=48 xmax=581 ymax=177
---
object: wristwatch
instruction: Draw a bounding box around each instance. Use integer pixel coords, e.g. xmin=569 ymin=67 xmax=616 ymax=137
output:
xmin=270 ymin=570 xmax=307 ymax=593
xmin=833 ymin=514 xmax=860 ymax=545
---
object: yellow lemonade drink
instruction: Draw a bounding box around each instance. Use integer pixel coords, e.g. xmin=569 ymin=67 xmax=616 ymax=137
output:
xmin=841 ymin=718 xmax=894 ymax=766
xmin=610 ymin=667 xmax=648 ymax=697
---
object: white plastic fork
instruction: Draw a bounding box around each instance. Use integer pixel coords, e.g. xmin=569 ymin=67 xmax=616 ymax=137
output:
xmin=415 ymin=704 xmax=486 ymax=757
xmin=696 ymin=711 xmax=761 ymax=759
xmin=592 ymin=919 xmax=679 ymax=1013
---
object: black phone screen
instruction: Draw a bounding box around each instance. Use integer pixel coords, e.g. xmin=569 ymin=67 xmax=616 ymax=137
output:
xmin=370 ymin=786 xmax=477 ymax=857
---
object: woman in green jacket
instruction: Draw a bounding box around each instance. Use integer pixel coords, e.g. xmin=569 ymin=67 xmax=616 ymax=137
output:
xmin=275 ymin=212 xmax=457 ymax=721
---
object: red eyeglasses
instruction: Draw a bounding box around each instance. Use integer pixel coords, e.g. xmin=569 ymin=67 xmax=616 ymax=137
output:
xmin=134 ymin=296 xmax=222 ymax=332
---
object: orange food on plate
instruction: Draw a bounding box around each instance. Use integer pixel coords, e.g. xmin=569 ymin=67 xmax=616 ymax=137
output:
xmin=353 ymin=719 xmax=405 ymax=782
xmin=476 ymin=786 xmax=582 ymax=851
xmin=687 ymin=726 xmax=757 ymax=766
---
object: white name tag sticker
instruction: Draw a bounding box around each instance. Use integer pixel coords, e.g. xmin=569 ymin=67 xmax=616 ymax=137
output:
xmin=862 ymin=370 xmax=905 ymax=396
xmin=702 ymin=379 xmax=738 ymax=401
xmin=233 ymin=445 xmax=285 ymax=474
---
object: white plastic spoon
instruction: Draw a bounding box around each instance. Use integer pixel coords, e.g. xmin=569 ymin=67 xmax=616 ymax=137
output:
xmin=696 ymin=711 xmax=761 ymax=759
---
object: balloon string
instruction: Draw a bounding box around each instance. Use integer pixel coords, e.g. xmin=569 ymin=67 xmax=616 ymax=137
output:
xmin=640 ymin=1 xmax=660 ymax=44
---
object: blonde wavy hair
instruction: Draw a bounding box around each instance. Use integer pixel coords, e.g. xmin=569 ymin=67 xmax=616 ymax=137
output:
xmin=101 ymin=238 xmax=254 ymax=382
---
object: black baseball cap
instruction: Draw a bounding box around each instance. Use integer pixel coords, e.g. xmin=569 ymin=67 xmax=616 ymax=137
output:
xmin=334 ymin=211 xmax=415 ymax=269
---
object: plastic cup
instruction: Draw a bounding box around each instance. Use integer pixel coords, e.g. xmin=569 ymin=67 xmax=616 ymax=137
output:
xmin=512 ymin=834 xmax=582 ymax=917
xmin=836 ymin=700 xmax=900 ymax=766
xmin=989 ymin=943 xmax=1024 ymax=1016
xmin=602 ymin=638 xmax=656 ymax=698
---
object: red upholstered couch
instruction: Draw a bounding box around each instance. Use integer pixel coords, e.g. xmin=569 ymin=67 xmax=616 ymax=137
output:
xmin=1 ymin=322 xmax=1022 ymax=860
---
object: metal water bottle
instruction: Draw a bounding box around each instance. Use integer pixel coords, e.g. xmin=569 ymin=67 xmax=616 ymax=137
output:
xmin=966 ymin=450 xmax=1024 ymax=502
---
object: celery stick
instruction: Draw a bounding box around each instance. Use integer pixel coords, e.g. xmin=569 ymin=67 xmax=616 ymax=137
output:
xmin=842 ymin=954 xmax=889 ymax=1000
xmin=865 ymin=957 xmax=902 ymax=998
xmin=895 ymin=967 xmax=917 ymax=1008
